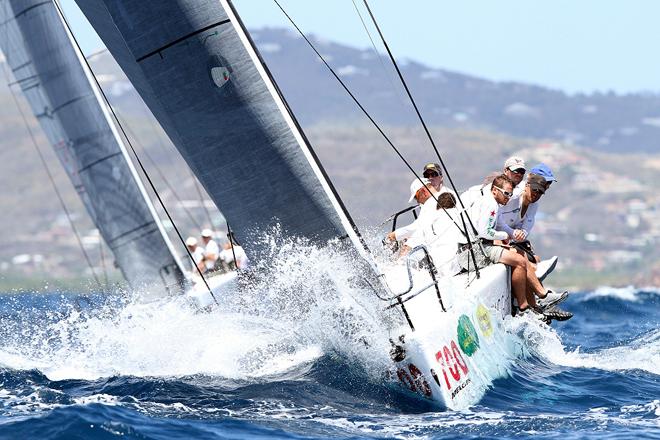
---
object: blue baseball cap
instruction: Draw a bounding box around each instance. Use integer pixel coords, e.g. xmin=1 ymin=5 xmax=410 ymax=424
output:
xmin=529 ymin=163 xmax=557 ymax=182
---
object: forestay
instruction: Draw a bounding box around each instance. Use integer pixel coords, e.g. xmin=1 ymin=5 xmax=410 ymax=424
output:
xmin=0 ymin=0 xmax=186 ymax=295
xmin=73 ymin=0 xmax=371 ymax=262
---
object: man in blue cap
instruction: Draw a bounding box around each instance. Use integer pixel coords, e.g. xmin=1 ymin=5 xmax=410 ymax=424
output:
xmin=530 ymin=163 xmax=558 ymax=191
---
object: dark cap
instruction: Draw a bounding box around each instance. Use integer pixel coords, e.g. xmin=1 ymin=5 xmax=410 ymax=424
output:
xmin=423 ymin=162 xmax=442 ymax=176
xmin=528 ymin=173 xmax=546 ymax=194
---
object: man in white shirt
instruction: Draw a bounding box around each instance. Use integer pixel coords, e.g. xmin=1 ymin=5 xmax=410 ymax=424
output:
xmin=459 ymin=174 xmax=547 ymax=315
xmin=497 ymin=173 xmax=545 ymax=245
xmin=386 ymin=178 xmax=438 ymax=243
xmin=219 ymin=241 xmax=249 ymax=270
xmin=185 ymin=236 xmax=205 ymax=274
xmin=200 ymin=229 xmax=220 ymax=272
xmin=498 ymin=170 xmax=568 ymax=310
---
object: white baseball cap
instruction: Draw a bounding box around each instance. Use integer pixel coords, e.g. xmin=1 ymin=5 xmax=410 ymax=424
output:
xmin=201 ymin=228 xmax=213 ymax=238
xmin=185 ymin=236 xmax=197 ymax=246
xmin=408 ymin=178 xmax=431 ymax=203
xmin=504 ymin=156 xmax=526 ymax=172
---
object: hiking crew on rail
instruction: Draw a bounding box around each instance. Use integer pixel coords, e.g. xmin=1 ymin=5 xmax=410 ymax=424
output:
xmin=385 ymin=157 xmax=571 ymax=322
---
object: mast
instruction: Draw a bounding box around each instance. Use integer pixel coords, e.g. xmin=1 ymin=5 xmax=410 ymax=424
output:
xmin=73 ymin=0 xmax=379 ymax=267
xmin=0 ymin=0 xmax=187 ymax=296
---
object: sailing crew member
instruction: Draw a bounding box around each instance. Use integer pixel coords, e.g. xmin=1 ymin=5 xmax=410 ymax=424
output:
xmin=422 ymin=162 xmax=444 ymax=192
xmin=497 ymin=173 xmax=547 ymax=247
xmin=502 ymin=156 xmax=527 ymax=192
xmin=386 ymin=178 xmax=437 ymax=243
xmin=185 ymin=236 xmax=206 ymax=274
xmin=458 ymin=174 xmax=547 ymax=316
xmin=461 ymin=156 xmax=527 ymax=209
xmin=219 ymin=239 xmax=249 ymax=270
xmin=497 ymin=169 xmax=568 ymax=310
xmin=200 ymin=229 xmax=220 ymax=272
xmin=529 ymin=163 xmax=558 ymax=191
xmin=400 ymin=192 xmax=464 ymax=275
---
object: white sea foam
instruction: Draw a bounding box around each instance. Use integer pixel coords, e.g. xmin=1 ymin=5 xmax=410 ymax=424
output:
xmin=581 ymin=285 xmax=660 ymax=302
xmin=0 ymin=235 xmax=394 ymax=384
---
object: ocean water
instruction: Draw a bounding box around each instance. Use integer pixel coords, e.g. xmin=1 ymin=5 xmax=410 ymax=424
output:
xmin=0 ymin=245 xmax=658 ymax=439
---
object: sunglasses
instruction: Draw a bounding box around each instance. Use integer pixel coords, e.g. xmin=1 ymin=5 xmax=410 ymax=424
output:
xmin=493 ymin=186 xmax=513 ymax=198
xmin=509 ymin=168 xmax=526 ymax=175
xmin=530 ymin=188 xmax=544 ymax=195
xmin=423 ymin=170 xmax=441 ymax=178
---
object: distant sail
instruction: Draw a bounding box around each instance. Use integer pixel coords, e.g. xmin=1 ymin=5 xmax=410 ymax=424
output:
xmin=0 ymin=0 xmax=186 ymax=295
xmin=74 ymin=0 xmax=371 ymax=262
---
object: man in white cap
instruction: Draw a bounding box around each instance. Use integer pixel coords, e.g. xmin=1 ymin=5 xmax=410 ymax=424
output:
xmin=185 ymin=236 xmax=205 ymax=274
xmin=200 ymin=229 xmax=219 ymax=272
xmin=386 ymin=178 xmax=437 ymax=243
xmin=503 ymin=156 xmax=527 ymax=192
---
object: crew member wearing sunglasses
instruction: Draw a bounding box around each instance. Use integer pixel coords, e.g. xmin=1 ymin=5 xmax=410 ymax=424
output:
xmin=498 ymin=170 xmax=569 ymax=311
xmin=422 ymin=162 xmax=444 ymax=192
xmin=458 ymin=174 xmax=549 ymax=318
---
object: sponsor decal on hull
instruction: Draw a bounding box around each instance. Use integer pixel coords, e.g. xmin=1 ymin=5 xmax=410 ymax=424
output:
xmin=457 ymin=315 xmax=480 ymax=356
xmin=476 ymin=303 xmax=494 ymax=339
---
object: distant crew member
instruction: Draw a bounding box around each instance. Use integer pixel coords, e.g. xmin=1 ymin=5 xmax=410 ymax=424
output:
xmin=220 ymin=238 xmax=249 ymax=270
xmin=200 ymin=229 xmax=220 ymax=273
xmin=185 ymin=236 xmax=205 ymax=274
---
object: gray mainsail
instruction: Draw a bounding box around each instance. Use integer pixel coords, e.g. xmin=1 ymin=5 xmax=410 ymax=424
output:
xmin=74 ymin=0 xmax=372 ymax=262
xmin=0 ymin=0 xmax=186 ymax=295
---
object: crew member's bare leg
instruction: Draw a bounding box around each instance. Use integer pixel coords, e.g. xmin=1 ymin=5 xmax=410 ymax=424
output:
xmin=499 ymin=249 xmax=529 ymax=310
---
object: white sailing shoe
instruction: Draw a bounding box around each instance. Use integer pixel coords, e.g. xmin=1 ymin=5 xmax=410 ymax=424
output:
xmin=538 ymin=289 xmax=568 ymax=310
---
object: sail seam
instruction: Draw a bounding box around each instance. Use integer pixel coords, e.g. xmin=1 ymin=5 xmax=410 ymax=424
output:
xmin=13 ymin=1 xmax=50 ymax=19
xmin=110 ymin=225 xmax=160 ymax=249
xmin=51 ymin=94 xmax=88 ymax=114
xmin=107 ymin=221 xmax=156 ymax=245
xmin=77 ymin=151 xmax=123 ymax=173
xmin=135 ymin=19 xmax=231 ymax=62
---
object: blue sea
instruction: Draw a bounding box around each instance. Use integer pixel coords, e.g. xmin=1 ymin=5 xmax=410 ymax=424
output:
xmin=0 ymin=269 xmax=658 ymax=439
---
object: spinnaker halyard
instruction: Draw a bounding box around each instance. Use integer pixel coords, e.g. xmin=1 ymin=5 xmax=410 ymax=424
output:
xmin=0 ymin=0 xmax=187 ymax=296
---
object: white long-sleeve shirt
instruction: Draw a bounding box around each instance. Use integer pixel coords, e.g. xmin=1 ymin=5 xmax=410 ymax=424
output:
xmin=464 ymin=188 xmax=508 ymax=242
xmin=393 ymin=189 xmax=456 ymax=241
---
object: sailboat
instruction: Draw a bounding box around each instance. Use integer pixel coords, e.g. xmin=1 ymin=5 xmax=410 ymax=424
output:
xmin=49 ymin=0 xmax=560 ymax=409
xmin=0 ymin=0 xmax=187 ymax=298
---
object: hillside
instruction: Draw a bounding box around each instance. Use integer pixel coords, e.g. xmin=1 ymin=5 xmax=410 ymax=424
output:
xmin=1 ymin=28 xmax=659 ymax=290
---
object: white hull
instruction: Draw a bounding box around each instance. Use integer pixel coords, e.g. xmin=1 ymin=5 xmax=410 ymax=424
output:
xmin=185 ymin=271 xmax=238 ymax=308
xmin=387 ymin=260 xmax=552 ymax=409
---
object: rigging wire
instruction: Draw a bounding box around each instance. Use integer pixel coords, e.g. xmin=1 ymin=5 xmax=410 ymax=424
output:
xmin=359 ymin=0 xmax=481 ymax=275
xmin=51 ymin=0 xmax=218 ymax=304
xmin=359 ymin=1 xmax=476 ymax=229
xmin=226 ymin=223 xmax=238 ymax=271
xmin=98 ymin=236 xmax=109 ymax=288
xmin=115 ymin=114 xmax=204 ymax=232
xmin=349 ymin=0 xmax=410 ymax=111
xmin=271 ymin=0 xmax=468 ymax=238
xmin=272 ymin=1 xmax=431 ymax=198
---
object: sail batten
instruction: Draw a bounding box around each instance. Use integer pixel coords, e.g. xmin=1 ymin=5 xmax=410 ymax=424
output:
xmin=0 ymin=0 xmax=186 ymax=295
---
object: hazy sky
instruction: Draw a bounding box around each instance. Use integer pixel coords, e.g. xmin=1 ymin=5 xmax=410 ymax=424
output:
xmin=60 ymin=0 xmax=660 ymax=95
